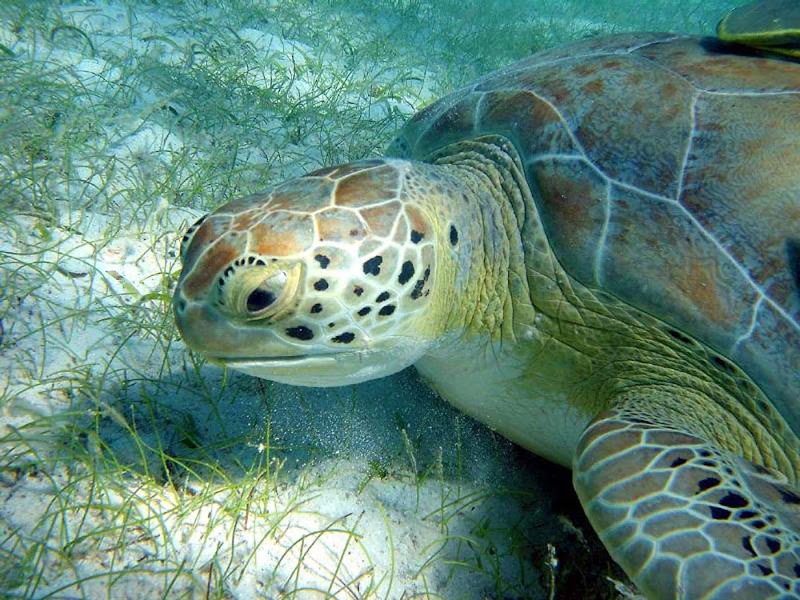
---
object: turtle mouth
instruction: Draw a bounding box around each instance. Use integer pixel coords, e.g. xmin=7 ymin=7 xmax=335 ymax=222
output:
xmin=206 ymin=351 xmax=373 ymax=387
xmin=208 ymin=354 xmax=336 ymax=367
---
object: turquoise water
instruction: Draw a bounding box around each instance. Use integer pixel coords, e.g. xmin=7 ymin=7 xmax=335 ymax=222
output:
xmin=0 ymin=1 xmax=760 ymax=598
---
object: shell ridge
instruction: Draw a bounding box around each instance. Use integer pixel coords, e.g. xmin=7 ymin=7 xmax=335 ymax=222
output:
xmin=623 ymin=33 xmax=688 ymax=53
xmin=527 ymin=154 xmax=677 ymax=205
xmin=479 ymin=34 xmax=688 ymax=88
xmin=526 ymin=158 xmax=799 ymax=343
xmin=734 ymin=295 xmax=764 ymax=350
xmin=593 ymin=184 xmax=613 ymax=285
xmin=632 ymin=41 xmax=800 ymax=96
xmin=673 ymin=93 xmax=699 ymax=204
xmin=705 ymin=89 xmax=800 ymax=97
xmin=672 ymin=196 xmax=799 ymax=339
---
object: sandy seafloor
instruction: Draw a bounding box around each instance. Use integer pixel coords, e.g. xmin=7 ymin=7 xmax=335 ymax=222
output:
xmin=0 ymin=1 xmax=737 ymax=598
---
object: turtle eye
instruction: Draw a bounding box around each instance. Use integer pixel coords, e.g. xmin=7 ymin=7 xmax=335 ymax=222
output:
xmin=245 ymin=271 xmax=287 ymax=315
xmin=222 ymin=264 xmax=301 ymax=321
xmin=246 ymin=288 xmax=276 ymax=312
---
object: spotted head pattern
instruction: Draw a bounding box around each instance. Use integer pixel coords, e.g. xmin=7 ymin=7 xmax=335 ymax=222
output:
xmin=173 ymin=159 xmax=440 ymax=384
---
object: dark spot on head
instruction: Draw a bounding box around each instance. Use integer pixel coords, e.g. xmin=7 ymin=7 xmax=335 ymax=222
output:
xmin=248 ymin=256 xmax=256 ymax=264
xmin=328 ymin=322 xmax=335 ymax=328
xmin=719 ymin=493 xmax=748 ymax=508
xmin=363 ymin=255 xmax=383 ymax=276
xmin=449 ymin=224 xmax=458 ymax=246
xmin=765 ymin=537 xmax=781 ymax=554
xmin=752 ymin=520 xmax=766 ymax=529
xmin=667 ymin=328 xmax=692 ymax=344
xmin=738 ymin=510 xmax=757 ymax=519
xmin=700 ymin=460 xmax=717 ymax=468
xmin=314 ymin=254 xmax=330 ymax=269
xmin=710 ymin=506 xmax=731 ymax=520
xmin=756 ymin=563 xmax=774 ymax=576
xmin=219 ymin=277 xmax=225 ymax=286
xmin=357 ymin=306 xmax=371 ymax=316
xmin=410 ymin=266 xmax=431 ymax=300
xmin=699 ymin=450 xmax=712 ymax=457
xmin=780 ymin=488 xmax=800 ymax=505
xmin=256 ymin=258 xmax=266 ymax=266
xmin=378 ymin=304 xmax=396 ymax=316
xmin=794 ymin=564 xmax=800 ymax=577
xmin=670 ymin=457 xmax=688 ymax=468
xmin=741 ymin=536 xmax=756 ymax=557
xmin=410 ymin=278 xmax=425 ymax=300
xmin=311 ymin=303 xmax=323 ymax=314
xmin=697 ymin=477 xmax=720 ymax=492
xmin=353 ymin=285 xmax=364 ymax=296
xmin=350 ymin=229 xmax=359 ymax=237
xmin=398 ymin=260 xmax=415 ymax=285
xmin=314 ymin=279 xmax=329 ymax=291
xmin=376 ymin=291 xmax=390 ymax=302
xmin=188 ymin=214 xmax=206 ymax=229
xmin=247 ymin=288 xmax=276 ymax=312
xmin=286 ymin=326 xmax=314 ymax=340
xmin=332 ymin=331 xmax=355 ymax=343
xmin=410 ymin=230 xmax=424 ymax=244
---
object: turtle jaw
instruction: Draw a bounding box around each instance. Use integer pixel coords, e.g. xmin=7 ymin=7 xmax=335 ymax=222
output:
xmin=211 ymin=350 xmax=411 ymax=387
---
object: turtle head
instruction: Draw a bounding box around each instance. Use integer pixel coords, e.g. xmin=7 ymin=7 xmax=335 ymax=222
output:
xmin=173 ymin=159 xmax=440 ymax=386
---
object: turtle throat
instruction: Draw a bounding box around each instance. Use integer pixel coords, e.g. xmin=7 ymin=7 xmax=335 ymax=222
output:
xmin=418 ymin=135 xmax=548 ymax=345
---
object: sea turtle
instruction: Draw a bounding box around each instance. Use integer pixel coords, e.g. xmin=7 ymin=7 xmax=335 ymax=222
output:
xmin=173 ymin=1 xmax=800 ymax=597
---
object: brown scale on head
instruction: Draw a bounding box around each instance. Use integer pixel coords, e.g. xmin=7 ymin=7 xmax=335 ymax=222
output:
xmin=173 ymin=159 xmax=439 ymax=386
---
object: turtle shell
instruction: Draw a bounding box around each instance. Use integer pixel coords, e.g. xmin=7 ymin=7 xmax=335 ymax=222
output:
xmin=389 ymin=34 xmax=800 ymax=432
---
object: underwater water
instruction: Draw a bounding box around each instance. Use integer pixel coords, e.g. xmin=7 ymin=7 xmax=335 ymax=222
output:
xmin=0 ymin=1 xmax=747 ymax=598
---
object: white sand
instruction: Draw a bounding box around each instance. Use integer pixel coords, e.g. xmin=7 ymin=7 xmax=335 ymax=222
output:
xmin=0 ymin=0 xmax=727 ymax=597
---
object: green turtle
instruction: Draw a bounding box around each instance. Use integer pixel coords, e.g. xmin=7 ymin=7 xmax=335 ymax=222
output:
xmin=173 ymin=2 xmax=800 ymax=597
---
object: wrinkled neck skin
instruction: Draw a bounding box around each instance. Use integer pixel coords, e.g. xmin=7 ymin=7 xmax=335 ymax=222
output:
xmin=408 ymin=136 xmax=596 ymax=466
xmin=408 ymin=136 xmax=800 ymax=475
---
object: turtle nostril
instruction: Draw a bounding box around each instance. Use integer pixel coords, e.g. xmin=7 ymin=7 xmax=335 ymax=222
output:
xmin=173 ymin=290 xmax=187 ymax=313
xmin=246 ymin=288 xmax=276 ymax=312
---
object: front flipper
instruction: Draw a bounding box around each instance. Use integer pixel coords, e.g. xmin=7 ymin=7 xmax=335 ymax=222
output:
xmin=573 ymin=409 xmax=800 ymax=599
